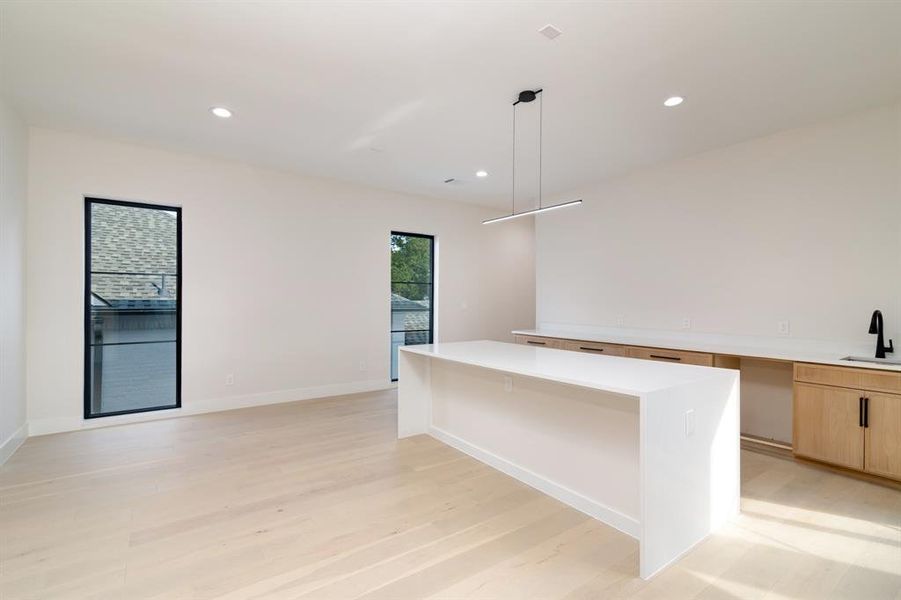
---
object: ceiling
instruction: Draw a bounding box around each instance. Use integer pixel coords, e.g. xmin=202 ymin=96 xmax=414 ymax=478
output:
xmin=2 ymin=1 xmax=900 ymax=209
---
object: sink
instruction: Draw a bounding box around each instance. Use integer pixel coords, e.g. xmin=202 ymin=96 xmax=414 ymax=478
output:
xmin=841 ymin=356 xmax=901 ymax=366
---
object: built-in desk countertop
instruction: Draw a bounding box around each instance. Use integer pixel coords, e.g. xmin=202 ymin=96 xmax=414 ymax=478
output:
xmin=397 ymin=340 xmax=740 ymax=579
xmin=513 ymin=327 xmax=901 ymax=372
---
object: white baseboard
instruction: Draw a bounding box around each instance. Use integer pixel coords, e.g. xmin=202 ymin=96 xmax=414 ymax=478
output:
xmin=429 ymin=425 xmax=640 ymax=539
xmin=0 ymin=422 xmax=28 ymax=466
xmin=27 ymin=379 xmax=395 ymax=436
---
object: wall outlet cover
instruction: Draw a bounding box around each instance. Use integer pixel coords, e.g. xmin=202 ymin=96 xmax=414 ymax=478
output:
xmin=685 ymin=409 xmax=696 ymax=437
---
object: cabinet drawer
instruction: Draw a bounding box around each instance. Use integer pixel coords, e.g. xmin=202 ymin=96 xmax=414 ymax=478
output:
xmin=625 ymin=346 xmax=714 ymax=366
xmin=562 ymin=340 xmax=626 ymax=356
xmin=794 ymin=363 xmax=901 ymax=394
xmin=514 ymin=335 xmax=564 ymax=349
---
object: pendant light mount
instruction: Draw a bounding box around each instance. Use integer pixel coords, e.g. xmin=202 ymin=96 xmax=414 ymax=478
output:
xmin=483 ymin=88 xmax=582 ymax=225
xmin=515 ymin=89 xmax=541 ymax=104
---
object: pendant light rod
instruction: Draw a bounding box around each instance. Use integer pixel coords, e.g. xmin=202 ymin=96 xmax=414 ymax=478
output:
xmin=511 ymin=88 xmax=516 ymax=217
xmin=482 ymin=199 xmax=583 ymax=225
xmin=484 ymin=88 xmax=582 ymax=225
xmin=538 ymin=89 xmax=543 ymax=209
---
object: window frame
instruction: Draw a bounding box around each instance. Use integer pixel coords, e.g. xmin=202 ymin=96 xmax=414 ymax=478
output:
xmin=390 ymin=231 xmax=435 ymax=382
xmin=83 ymin=197 xmax=183 ymax=419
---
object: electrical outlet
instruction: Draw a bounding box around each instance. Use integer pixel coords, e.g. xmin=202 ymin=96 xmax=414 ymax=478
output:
xmin=685 ymin=409 xmax=696 ymax=437
xmin=778 ymin=320 xmax=790 ymax=336
xmin=616 ymin=315 xmax=625 ymax=327
xmin=359 ymin=361 xmax=367 ymax=372
xmin=225 ymin=373 xmax=234 ymax=386
xmin=504 ymin=376 xmax=513 ymax=393
xmin=682 ymin=317 xmax=692 ymax=330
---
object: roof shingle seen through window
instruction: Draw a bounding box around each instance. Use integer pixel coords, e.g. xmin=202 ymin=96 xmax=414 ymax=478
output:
xmin=91 ymin=203 xmax=177 ymax=302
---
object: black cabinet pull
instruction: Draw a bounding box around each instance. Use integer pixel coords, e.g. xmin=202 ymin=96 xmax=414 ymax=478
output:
xmin=864 ymin=397 xmax=869 ymax=428
xmin=859 ymin=397 xmax=865 ymax=427
xmin=650 ymin=354 xmax=682 ymax=361
xmin=527 ymin=340 xmax=546 ymax=346
xmin=580 ymin=346 xmax=604 ymax=353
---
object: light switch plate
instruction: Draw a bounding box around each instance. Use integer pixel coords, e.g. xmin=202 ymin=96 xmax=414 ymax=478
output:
xmin=685 ymin=409 xmax=696 ymax=437
xmin=504 ymin=376 xmax=513 ymax=393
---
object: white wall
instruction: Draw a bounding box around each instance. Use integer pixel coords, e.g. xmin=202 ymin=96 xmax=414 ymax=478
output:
xmin=535 ymin=103 xmax=901 ymax=444
xmin=0 ymin=98 xmax=29 ymax=463
xmin=26 ymin=128 xmax=535 ymax=435
xmin=537 ymin=103 xmax=901 ymax=345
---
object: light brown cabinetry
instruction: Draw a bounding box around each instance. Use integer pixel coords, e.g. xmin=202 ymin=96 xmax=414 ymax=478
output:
xmin=513 ymin=336 xmax=714 ymax=365
xmin=625 ymin=346 xmax=714 ymax=367
xmin=864 ymin=392 xmax=901 ymax=480
xmin=793 ymin=363 xmax=901 ymax=481
xmin=513 ymin=335 xmax=564 ymax=349
xmin=792 ymin=383 xmax=864 ymax=470
xmin=562 ymin=340 xmax=626 ymax=356
xmin=794 ymin=362 xmax=901 ymax=395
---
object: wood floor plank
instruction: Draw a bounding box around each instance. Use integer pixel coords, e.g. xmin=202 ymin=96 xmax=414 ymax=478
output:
xmin=1 ymin=389 xmax=899 ymax=599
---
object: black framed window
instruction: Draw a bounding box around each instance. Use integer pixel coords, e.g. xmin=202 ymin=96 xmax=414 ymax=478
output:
xmin=84 ymin=198 xmax=182 ymax=418
xmin=390 ymin=232 xmax=434 ymax=381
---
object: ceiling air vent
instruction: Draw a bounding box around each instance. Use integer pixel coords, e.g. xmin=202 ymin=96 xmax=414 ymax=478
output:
xmin=538 ymin=24 xmax=562 ymax=40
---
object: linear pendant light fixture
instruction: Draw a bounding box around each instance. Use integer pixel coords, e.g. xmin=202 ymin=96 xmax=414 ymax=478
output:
xmin=483 ymin=89 xmax=582 ymax=224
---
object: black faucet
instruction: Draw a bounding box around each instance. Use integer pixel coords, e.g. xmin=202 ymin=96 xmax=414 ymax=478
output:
xmin=868 ymin=310 xmax=894 ymax=359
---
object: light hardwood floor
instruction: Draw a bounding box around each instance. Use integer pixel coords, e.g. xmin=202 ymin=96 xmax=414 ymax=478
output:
xmin=1 ymin=390 xmax=899 ymax=599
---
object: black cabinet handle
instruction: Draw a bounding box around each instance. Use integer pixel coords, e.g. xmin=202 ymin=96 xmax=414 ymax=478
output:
xmin=527 ymin=340 xmax=546 ymax=346
xmin=650 ymin=354 xmax=682 ymax=361
xmin=860 ymin=397 xmax=865 ymax=427
xmin=579 ymin=346 xmax=604 ymax=353
xmin=864 ymin=397 xmax=869 ymax=428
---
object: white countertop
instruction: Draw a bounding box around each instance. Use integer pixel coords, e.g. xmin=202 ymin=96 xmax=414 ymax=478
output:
xmin=400 ymin=340 xmax=735 ymax=396
xmin=512 ymin=326 xmax=901 ymax=372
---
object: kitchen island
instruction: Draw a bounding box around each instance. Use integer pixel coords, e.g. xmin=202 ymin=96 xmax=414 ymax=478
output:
xmin=397 ymin=340 xmax=740 ymax=579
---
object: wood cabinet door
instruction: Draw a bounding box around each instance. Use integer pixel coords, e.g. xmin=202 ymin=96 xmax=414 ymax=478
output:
xmin=793 ymin=383 xmax=864 ymax=470
xmin=864 ymin=393 xmax=901 ymax=481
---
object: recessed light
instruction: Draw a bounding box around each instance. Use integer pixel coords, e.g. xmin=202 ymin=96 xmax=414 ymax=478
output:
xmin=476 ymin=170 xmax=488 ymax=178
xmin=663 ymin=96 xmax=684 ymax=107
xmin=210 ymin=106 xmax=233 ymax=118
